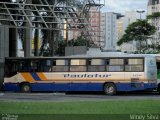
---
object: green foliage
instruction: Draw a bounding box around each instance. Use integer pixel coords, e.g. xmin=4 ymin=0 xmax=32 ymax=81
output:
xmin=73 ymin=37 xmax=86 ymax=46
xmin=147 ymin=12 xmax=160 ymax=19
xmin=56 ymin=40 xmax=66 ymax=56
xmin=70 ymin=34 xmax=89 ymax=46
xmin=56 ymin=33 xmax=89 ymax=56
xmin=117 ymin=20 xmax=156 ymax=46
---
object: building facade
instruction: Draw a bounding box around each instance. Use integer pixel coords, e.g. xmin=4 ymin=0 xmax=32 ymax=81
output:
xmin=67 ymin=7 xmax=101 ymax=47
xmin=148 ymin=0 xmax=160 ymax=45
xmin=90 ymin=7 xmax=101 ymax=47
xmin=117 ymin=17 xmax=124 ymax=42
xmin=101 ymin=12 xmax=117 ymax=51
xmin=118 ymin=11 xmax=137 ymax=52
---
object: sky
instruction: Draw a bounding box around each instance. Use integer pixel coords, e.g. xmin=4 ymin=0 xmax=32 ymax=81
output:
xmin=101 ymin=0 xmax=148 ymax=17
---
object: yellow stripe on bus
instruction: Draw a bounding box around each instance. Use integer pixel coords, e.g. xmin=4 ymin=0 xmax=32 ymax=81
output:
xmin=37 ymin=73 xmax=47 ymax=80
xmin=21 ymin=73 xmax=35 ymax=82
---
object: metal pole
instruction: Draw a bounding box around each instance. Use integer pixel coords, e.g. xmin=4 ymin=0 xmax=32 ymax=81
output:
xmin=136 ymin=10 xmax=145 ymax=19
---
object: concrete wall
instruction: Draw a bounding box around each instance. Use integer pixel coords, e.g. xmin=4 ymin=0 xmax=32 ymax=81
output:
xmin=65 ymin=46 xmax=87 ymax=56
xmin=0 ymin=26 xmax=9 ymax=86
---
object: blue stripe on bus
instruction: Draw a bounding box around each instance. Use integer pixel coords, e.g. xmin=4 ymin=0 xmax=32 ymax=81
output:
xmin=3 ymin=83 xmax=20 ymax=92
xmin=30 ymin=73 xmax=41 ymax=81
xmin=3 ymin=83 xmax=157 ymax=92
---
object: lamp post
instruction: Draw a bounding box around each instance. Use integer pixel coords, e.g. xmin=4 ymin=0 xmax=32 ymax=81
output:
xmin=136 ymin=10 xmax=145 ymax=19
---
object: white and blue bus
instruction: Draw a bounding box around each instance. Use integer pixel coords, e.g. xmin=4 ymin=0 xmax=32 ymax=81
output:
xmin=3 ymin=53 xmax=157 ymax=95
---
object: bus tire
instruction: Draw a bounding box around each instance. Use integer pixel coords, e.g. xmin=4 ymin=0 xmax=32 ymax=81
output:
xmin=103 ymin=83 xmax=116 ymax=95
xmin=20 ymin=83 xmax=31 ymax=93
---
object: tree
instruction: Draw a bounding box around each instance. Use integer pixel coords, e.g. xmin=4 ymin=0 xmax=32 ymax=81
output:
xmin=56 ymin=39 xmax=66 ymax=56
xmin=56 ymin=32 xmax=90 ymax=56
xmin=147 ymin=12 xmax=160 ymax=19
xmin=117 ymin=20 xmax=156 ymax=53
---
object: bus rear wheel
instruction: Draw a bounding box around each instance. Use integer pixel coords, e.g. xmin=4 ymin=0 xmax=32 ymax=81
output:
xmin=20 ymin=83 xmax=31 ymax=93
xmin=103 ymin=83 xmax=116 ymax=95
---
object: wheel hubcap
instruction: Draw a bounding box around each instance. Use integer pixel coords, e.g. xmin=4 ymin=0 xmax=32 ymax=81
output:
xmin=107 ymin=86 xmax=114 ymax=93
xmin=23 ymin=86 xmax=30 ymax=92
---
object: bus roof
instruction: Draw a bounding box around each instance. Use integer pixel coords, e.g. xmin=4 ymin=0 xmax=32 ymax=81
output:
xmin=5 ymin=53 xmax=155 ymax=60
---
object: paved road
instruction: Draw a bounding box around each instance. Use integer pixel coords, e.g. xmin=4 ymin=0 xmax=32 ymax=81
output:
xmin=0 ymin=92 xmax=160 ymax=102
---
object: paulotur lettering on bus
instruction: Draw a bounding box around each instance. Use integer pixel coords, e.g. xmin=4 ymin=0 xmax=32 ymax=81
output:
xmin=64 ymin=74 xmax=111 ymax=78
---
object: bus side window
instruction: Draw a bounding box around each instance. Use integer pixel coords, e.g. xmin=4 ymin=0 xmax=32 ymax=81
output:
xmin=38 ymin=60 xmax=52 ymax=72
xmin=30 ymin=61 xmax=39 ymax=72
xmin=19 ymin=61 xmax=25 ymax=72
xmin=70 ymin=59 xmax=87 ymax=72
xmin=38 ymin=60 xmax=43 ymax=72
xmin=107 ymin=59 xmax=124 ymax=72
xmin=88 ymin=59 xmax=105 ymax=72
xmin=47 ymin=60 xmax=52 ymax=72
xmin=125 ymin=59 xmax=144 ymax=72
xmin=23 ymin=61 xmax=31 ymax=72
xmin=6 ymin=60 xmax=19 ymax=76
xmin=5 ymin=61 xmax=15 ymax=77
xmin=52 ymin=59 xmax=69 ymax=72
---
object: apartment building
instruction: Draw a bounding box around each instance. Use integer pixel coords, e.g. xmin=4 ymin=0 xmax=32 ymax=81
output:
xmin=148 ymin=0 xmax=160 ymax=44
xmin=118 ymin=11 xmax=137 ymax=52
xmin=101 ymin=12 xmax=117 ymax=51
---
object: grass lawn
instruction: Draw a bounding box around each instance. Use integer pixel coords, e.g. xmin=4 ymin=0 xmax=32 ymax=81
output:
xmin=0 ymin=100 xmax=160 ymax=114
xmin=0 ymin=100 xmax=160 ymax=120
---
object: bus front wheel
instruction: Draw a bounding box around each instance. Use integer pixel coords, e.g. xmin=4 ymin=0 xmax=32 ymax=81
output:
xmin=20 ymin=83 xmax=31 ymax=93
xmin=103 ymin=83 xmax=116 ymax=95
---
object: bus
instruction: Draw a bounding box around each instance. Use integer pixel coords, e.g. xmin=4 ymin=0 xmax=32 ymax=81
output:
xmin=3 ymin=54 xmax=157 ymax=95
